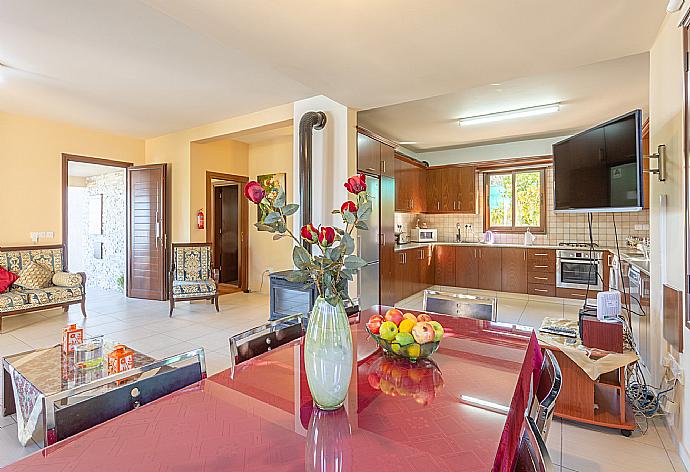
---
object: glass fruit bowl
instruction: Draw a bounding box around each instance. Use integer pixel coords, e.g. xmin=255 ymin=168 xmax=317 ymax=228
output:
xmin=365 ymin=324 xmax=440 ymax=361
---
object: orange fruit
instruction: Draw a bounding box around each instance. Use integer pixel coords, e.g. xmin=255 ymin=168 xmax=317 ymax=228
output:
xmin=398 ymin=318 xmax=416 ymax=333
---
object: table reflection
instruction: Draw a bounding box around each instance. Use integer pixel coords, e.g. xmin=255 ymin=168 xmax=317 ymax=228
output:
xmin=367 ymin=356 xmax=444 ymax=406
xmin=306 ymin=406 xmax=352 ymax=472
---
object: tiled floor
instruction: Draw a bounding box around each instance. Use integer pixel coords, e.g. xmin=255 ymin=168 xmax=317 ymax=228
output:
xmin=0 ymin=286 xmax=687 ymax=471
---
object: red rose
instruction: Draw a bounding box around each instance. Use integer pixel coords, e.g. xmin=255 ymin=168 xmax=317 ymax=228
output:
xmin=301 ymin=223 xmax=318 ymax=244
xmin=344 ymin=173 xmax=366 ymax=194
xmin=243 ymin=181 xmax=265 ymax=204
xmin=318 ymin=226 xmax=336 ymax=247
xmin=341 ymin=201 xmax=357 ymax=214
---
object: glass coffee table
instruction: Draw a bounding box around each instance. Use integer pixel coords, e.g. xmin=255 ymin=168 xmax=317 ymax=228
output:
xmin=2 ymin=340 xmax=155 ymax=447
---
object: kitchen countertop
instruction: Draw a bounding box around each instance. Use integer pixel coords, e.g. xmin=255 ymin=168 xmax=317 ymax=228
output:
xmin=618 ymin=251 xmax=650 ymax=276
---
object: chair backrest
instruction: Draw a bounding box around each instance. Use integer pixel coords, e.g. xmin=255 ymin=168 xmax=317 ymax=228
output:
xmin=172 ymin=244 xmax=213 ymax=281
xmin=0 ymin=245 xmax=65 ymax=273
xmin=513 ymin=415 xmax=554 ymax=472
xmin=423 ymin=289 xmax=497 ymax=321
xmin=229 ymin=313 xmax=305 ymax=377
xmin=531 ymin=349 xmax=562 ymax=440
xmin=44 ymin=348 xmax=206 ymax=446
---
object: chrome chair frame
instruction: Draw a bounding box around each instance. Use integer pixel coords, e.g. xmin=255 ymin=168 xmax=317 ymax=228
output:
xmin=422 ymin=289 xmax=497 ymax=321
xmin=229 ymin=313 xmax=305 ymax=378
xmin=515 ymin=414 xmax=555 ymax=472
xmin=43 ymin=348 xmax=206 ymax=447
xmin=530 ymin=349 xmax=562 ymax=440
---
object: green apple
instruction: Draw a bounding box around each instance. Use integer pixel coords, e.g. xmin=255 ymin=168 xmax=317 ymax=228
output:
xmin=395 ymin=332 xmax=414 ymax=346
xmin=379 ymin=321 xmax=398 ymax=341
xmin=428 ymin=321 xmax=444 ymax=342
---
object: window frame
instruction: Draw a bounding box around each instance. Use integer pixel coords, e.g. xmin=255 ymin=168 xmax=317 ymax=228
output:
xmin=483 ymin=168 xmax=546 ymax=234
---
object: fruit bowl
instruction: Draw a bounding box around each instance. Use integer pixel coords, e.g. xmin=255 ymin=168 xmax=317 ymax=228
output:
xmin=365 ymin=309 xmax=444 ymax=362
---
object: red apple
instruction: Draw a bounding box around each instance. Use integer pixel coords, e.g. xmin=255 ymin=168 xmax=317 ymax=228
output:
xmin=367 ymin=315 xmax=384 ymax=334
xmin=368 ymin=372 xmax=381 ymax=390
xmin=385 ymin=308 xmax=404 ymax=326
xmin=412 ymin=321 xmax=436 ymax=344
xmin=417 ymin=313 xmax=432 ymax=323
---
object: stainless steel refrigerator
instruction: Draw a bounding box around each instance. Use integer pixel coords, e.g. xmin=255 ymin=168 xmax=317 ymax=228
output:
xmin=358 ymin=176 xmax=380 ymax=309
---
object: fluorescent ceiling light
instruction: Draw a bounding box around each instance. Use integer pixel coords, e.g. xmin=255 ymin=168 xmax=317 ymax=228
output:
xmin=398 ymin=141 xmax=417 ymax=145
xmin=458 ymin=103 xmax=560 ymax=127
xmin=459 ymin=395 xmax=510 ymax=414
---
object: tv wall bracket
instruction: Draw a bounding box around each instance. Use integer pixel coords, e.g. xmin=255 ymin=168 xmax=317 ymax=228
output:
xmin=646 ymin=144 xmax=666 ymax=182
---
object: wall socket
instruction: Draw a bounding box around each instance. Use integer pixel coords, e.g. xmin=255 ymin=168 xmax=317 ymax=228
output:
xmin=29 ymin=231 xmax=55 ymax=243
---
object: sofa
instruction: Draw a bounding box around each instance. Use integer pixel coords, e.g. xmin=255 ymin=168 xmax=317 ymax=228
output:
xmin=0 ymin=244 xmax=86 ymax=331
xmin=169 ymin=243 xmax=219 ymax=316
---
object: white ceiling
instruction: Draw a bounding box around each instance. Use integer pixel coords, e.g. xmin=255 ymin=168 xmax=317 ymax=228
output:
xmin=68 ymin=161 xmax=125 ymax=177
xmin=230 ymin=125 xmax=294 ymax=145
xmin=0 ymin=0 xmax=667 ymax=139
xmin=359 ymin=53 xmax=650 ymax=152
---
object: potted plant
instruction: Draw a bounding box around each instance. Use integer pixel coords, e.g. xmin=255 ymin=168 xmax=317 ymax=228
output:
xmin=243 ymin=174 xmax=371 ymax=410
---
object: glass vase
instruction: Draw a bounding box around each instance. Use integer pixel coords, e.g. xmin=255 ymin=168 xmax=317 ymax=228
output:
xmin=304 ymin=296 xmax=353 ymax=410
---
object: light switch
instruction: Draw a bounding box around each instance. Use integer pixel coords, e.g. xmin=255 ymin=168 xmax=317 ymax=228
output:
xmin=30 ymin=232 xmax=39 ymax=243
xmin=46 ymin=231 xmax=54 ymax=238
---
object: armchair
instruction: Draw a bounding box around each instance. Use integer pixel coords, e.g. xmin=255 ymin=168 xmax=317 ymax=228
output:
xmin=169 ymin=243 xmax=219 ymax=316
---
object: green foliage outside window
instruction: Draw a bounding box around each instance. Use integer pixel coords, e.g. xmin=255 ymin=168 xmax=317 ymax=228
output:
xmin=488 ymin=170 xmax=542 ymax=230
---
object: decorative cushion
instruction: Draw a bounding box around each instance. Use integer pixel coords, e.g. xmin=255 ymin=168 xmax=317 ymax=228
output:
xmin=172 ymin=279 xmax=217 ymax=299
xmin=0 ymin=248 xmax=64 ymax=274
xmin=0 ymin=267 xmax=19 ymax=293
xmin=52 ymin=272 xmax=83 ymax=287
xmin=173 ymin=246 xmax=212 ymax=281
xmin=14 ymin=262 xmax=54 ymax=290
xmin=19 ymin=286 xmax=83 ymax=305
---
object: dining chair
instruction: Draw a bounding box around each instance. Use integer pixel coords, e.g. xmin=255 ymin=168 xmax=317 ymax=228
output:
xmin=513 ymin=414 xmax=555 ymax=472
xmin=422 ymin=289 xmax=497 ymax=321
xmin=229 ymin=313 xmax=305 ymax=378
xmin=530 ymin=349 xmax=562 ymax=440
xmin=43 ymin=348 xmax=206 ymax=447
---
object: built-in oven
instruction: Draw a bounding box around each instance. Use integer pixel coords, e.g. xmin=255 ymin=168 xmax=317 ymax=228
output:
xmin=556 ymin=249 xmax=604 ymax=291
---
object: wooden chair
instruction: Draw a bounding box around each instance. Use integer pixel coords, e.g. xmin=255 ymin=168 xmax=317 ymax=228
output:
xmin=423 ymin=289 xmax=497 ymax=321
xmin=229 ymin=313 xmax=305 ymax=378
xmin=530 ymin=349 xmax=562 ymax=440
xmin=169 ymin=243 xmax=219 ymax=316
xmin=44 ymin=348 xmax=206 ymax=446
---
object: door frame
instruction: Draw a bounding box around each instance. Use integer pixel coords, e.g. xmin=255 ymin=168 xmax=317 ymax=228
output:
xmin=205 ymin=171 xmax=249 ymax=292
xmin=61 ymin=153 xmax=133 ymax=268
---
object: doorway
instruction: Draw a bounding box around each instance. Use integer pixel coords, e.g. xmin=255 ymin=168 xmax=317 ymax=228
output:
xmin=206 ymin=172 xmax=249 ymax=293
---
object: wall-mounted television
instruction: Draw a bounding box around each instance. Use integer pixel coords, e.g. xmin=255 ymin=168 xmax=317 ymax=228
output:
xmin=553 ymin=109 xmax=643 ymax=213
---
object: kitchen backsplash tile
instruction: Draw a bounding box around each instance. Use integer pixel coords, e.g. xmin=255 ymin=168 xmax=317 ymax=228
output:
xmin=395 ymin=167 xmax=649 ymax=248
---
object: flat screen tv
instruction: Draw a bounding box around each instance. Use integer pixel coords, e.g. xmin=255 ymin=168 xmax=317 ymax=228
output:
xmin=553 ymin=109 xmax=643 ymax=212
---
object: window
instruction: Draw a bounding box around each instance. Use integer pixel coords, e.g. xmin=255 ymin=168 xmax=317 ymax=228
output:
xmin=483 ymin=169 xmax=545 ymax=233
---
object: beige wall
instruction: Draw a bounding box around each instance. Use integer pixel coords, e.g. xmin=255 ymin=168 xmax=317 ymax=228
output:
xmin=0 ymin=112 xmax=145 ymax=246
xmin=649 ymin=10 xmax=689 ymax=466
xmin=144 ymin=103 xmax=293 ymax=242
xmin=247 ymin=135 xmax=295 ymax=291
xmin=189 ymin=140 xmax=249 ymax=243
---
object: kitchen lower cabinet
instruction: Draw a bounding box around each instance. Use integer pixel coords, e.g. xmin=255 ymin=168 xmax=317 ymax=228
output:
xmin=455 ymin=246 xmax=478 ymax=289
xmin=434 ymin=245 xmax=456 ymax=286
xmin=501 ymin=248 xmax=528 ymax=293
xmin=477 ymin=246 xmax=502 ymax=291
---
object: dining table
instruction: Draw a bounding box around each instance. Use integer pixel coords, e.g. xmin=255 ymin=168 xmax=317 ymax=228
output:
xmin=2 ymin=306 xmax=542 ymax=472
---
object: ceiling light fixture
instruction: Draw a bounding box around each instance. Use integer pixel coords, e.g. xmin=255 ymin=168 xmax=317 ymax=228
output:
xmin=398 ymin=141 xmax=417 ymax=145
xmin=458 ymin=103 xmax=560 ymax=127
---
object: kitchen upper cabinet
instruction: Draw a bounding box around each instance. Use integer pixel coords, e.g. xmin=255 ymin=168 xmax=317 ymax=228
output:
xmin=395 ymin=155 xmax=426 ymax=212
xmin=426 ymin=166 xmax=476 ymax=213
xmin=455 ymin=246 xmax=478 ymax=289
xmin=477 ymin=246 xmax=502 ymax=291
xmin=434 ymin=245 xmax=456 ymax=286
xmin=357 ymin=132 xmax=394 ymax=177
xmin=501 ymin=248 xmax=527 ymax=293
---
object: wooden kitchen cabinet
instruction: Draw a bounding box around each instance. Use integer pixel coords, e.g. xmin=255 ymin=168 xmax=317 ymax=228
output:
xmin=477 ymin=246 xmax=502 ymax=291
xmin=434 ymin=245 xmax=456 ymax=286
xmin=455 ymin=246 xmax=478 ymax=289
xmin=379 ymin=176 xmax=396 ymax=306
xmin=501 ymin=248 xmax=528 ymax=293
xmin=357 ymin=131 xmax=394 ymax=178
xmin=394 ymin=155 xmax=426 ymax=212
xmin=426 ymin=166 xmax=476 ymax=213
xmin=417 ymin=245 xmax=434 ymax=291
xmin=426 ymin=168 xmax=445 ymax=213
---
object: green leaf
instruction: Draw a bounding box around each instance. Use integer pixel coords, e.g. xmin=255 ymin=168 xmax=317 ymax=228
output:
xmin=334 ymin=227 xmax=345 ymax=236
xmin=272 ymin=234 xmax=286 ymax=240
xmin=275 ymin=220 xmax=286 ymax=233
xmin=282 ymin=203 xmax=299 ymax=216
xmin=274 ymin=188 xmax=286 ymax=209
xmin=292 ymin=246 xmax=312 ymax=270
xmin=263 ymin=212 xmax=282 ymax=224
xmin=286 ymin=270 xmax=310 ymax=283
xmin=354 ymin=220 xmax=368 ymax=230
xmin=341 ymin=233 xmax=355 ymax=255
xmin=255 ymin=223 xmax=276 ymax=233
xmin=357 ymin=200 xmax=372 ymax=219
xmin=343 ymin=211 xmax=356 ymax=225
xmin=344 ymin=255 xmax=367 ymax=270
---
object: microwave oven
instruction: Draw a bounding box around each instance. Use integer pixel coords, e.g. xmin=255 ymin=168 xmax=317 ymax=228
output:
xmin=411 ymin=228 xmax=437 ymax=242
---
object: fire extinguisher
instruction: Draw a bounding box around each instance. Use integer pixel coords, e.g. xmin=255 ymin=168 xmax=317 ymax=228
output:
xmin=197 ymin=209 xmax=205 ymax=230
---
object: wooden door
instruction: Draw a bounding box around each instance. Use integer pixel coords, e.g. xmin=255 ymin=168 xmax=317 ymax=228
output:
xmin=357 ymin=133 xmax=380 ymax=175
xmin=215 ymin=185 xmax=239 ymax=284
xmin=434 ymin=245 xmax=456 ymax=286
xmin=394 ymin=158 xmax=411 ymax=211
xmin=412 ymin=167 xmax=427 ymax=212
xmin=426 ymin=168 xmax=444 ymax=213
xmin=127 ymin=164 xmax=168 ymax=300
xmin=380 ymin=143 xmax=395 ymax=178
xmin=380 ymin=176 xmax=396 ymax=306
xmin=477 ymin=246 xmax=502 ymax=291
xmin=501 ymin=248 xmax=527 ymax=293
xmin=455 ymin=246 xmax=478 ymax=289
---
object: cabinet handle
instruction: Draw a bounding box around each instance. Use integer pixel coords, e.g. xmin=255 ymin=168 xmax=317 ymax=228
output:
xmin=437 ymin=201 xmax=440 ymax=210
xmin=534 ymin=276 xmax=548 ymax=281
xmin=474 ymin=248 xmax=477 ymax=258
xmin=365 ymin=167 xmax=376 ymax=172
xmin=419 ymin=249 xmax=424 ymax=260
xmin=381 ymin=160 xmax=386 ymax=173
xmin=523 ymin=250 xmax=526 ymax=260
xmin=534 ymin=265 xmax=548 ymax=268
xmin=453 ymin=201 xmax=456 ymax=210
xmin=533 ymin=288 xmax=549 ymax=293
xmin=380 ymin=233 xmax=385 ymax=246
xmin=533 ymin=253 xmax=548 ymax=257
